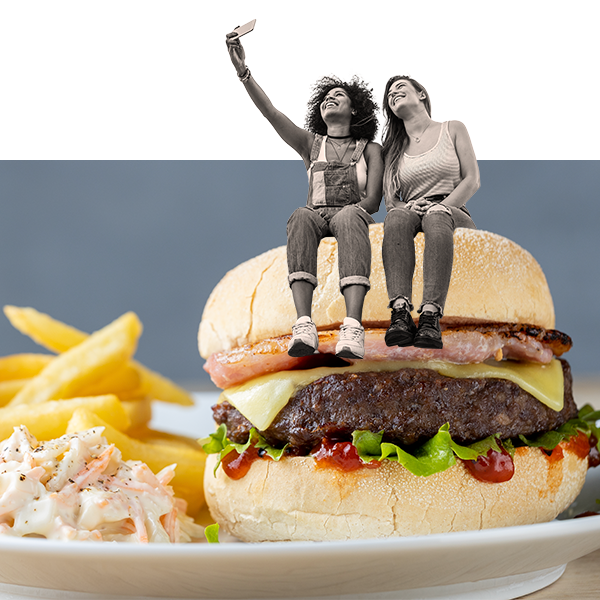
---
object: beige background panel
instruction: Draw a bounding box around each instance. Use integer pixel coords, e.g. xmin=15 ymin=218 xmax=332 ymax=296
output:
xmin=16 ymin=17 xmax=481 ymax=160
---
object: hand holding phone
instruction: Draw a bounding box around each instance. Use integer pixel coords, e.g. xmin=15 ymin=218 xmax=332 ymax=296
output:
xmin=231 ymin=19 xmax=256 ymax=40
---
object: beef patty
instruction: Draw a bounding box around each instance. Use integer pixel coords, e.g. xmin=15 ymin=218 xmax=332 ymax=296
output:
xmin=212 ymin=359 xmax=576 ymax=455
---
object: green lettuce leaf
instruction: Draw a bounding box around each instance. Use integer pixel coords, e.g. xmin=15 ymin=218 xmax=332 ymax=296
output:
xmin=199 ymin=424 xmax=228 ymax=454
xmin=579 ymin=404 xmax=600 ymax=452
xmin=351 ymin=429 xmax=383 ymax=460
xmin=204 ymin=523 xmax=220 ymax=544
xmin=199 ymin=425 xmax=288 ymax=474
xmin=200 ymin=404 xmax=596 ymax=479
xmin=379 ymin=425 xmax=457 ymax=476
xmin=518 ymin=404 xmax=599 ymax=452
xmin=255 ymin=435 xmax=289 ymax=460
xmin=579 ymin=405 xmax=600 ymax=422
xmin=353 ymin=425 xmax=512 ymax=477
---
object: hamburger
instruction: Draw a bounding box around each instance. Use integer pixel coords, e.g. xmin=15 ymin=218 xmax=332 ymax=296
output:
xmin=198 ymin=226 xmax=599 ymax=542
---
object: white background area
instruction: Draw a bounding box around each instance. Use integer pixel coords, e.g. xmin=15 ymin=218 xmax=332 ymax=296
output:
xmin=0 ymin=0 xmax=600 ymax=160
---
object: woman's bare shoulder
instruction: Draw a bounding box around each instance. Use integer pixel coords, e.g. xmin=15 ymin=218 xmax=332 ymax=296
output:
xmin=447 ymin=120 xmax=470 ymax=135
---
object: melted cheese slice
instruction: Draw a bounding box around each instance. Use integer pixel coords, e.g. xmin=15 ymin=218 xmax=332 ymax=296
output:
xmin=220 ymin=359 xmax=564 ymax=431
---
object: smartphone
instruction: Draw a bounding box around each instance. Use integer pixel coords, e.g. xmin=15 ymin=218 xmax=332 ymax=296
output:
xmin=232 ymin=19 xmax=256 ymax=39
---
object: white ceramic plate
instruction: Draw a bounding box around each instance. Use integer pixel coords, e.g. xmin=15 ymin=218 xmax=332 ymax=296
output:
xmin=0 ymin=392 xmax=598 ymax=600
xmin=1 ymin=514 xmax=600 ymax=600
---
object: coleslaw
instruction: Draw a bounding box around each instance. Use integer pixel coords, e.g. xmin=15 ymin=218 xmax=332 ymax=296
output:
xmin=0 ymin=425 xmax=205 ymax=542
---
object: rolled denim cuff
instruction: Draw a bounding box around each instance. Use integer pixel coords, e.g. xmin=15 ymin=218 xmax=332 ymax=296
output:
xmin=388 ymin=295 xmax=414 ymax=311
xmin=339 ymin=275 xmax=370 ymax=292
xmin=288 ymin=271 xmax=318 ymax=289
xmin=418 ymin=301 xmax=444 ymax=316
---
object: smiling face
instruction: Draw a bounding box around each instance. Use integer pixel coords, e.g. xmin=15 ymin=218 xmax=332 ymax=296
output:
xmin=386 ymin=78 xmax=426 ymax=117
xmin=319 ymin=87 xmax=353 ymax=122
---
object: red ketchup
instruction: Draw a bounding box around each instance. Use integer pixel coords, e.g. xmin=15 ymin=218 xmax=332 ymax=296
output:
xmin=588 ymin=434 xmax=600 ymax=468
xmin=544 ymin=431 xmax=592 ymax=464
xmin=463 ymin=447 xmax=514 ymax=483
xmin=312 ymin=439 xmax=380 ymax=472
xmin=563 ymin=431 xmax=594 ymax=461
xmin=544 ymin=444 xmax=564 ymax=464
xmin=221 ymin=444 xmax=262 ymax=480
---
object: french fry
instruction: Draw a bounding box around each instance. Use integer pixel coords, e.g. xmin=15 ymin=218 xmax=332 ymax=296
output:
xmin=78 ymin=363 xmax=147 ymax=398
xmin=121 ymin=397 xmax=153 ymax=431
xmin=67 ymin=408 xmax=206 ymax=516
xmin=0 ymin=394 xmax=130 ymax=441
xmin=0 ymin=379 xmax=27 ymax=407
xmin=3 ymin=306 xmax=86 ymax=353
xmin=0 ymin=353 xmax=53 ymax=380
xmin=128 ymin=425 xmax=203 ymax=451
xmin=136 ymin=367 xmax=194 ymax=406
xmin=8 ymin=312 xmax=142 ymax=406
xmin=4 ymin=306 xmax=193 ymax=406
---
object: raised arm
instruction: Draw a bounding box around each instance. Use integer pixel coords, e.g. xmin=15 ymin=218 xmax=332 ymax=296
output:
xmin=226 ymin=32 xmax=313 ymax=166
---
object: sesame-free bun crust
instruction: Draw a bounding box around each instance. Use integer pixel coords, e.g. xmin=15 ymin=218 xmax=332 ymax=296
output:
xmin=204 ymin=445 xmax=587 ymax=542
xmin=199 ymin=227 xmax=555 ymax=358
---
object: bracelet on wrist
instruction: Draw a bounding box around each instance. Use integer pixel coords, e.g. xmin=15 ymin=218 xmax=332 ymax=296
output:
xmin=238 ymin=67 xmax=251 ymax=83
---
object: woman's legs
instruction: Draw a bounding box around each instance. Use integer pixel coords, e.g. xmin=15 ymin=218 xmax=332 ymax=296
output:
xmin=382 ymin=207 xmax=421 ymax=309
xmin=382 ymin=208 xmax=420 ymax=347
xmin=414 ymin=206 xmax=475 ymax=348
xmin=329 ymin=205 xmax=374 ymax=359
xmin=419 ymin=206 xmax=475 ymax=313
xmin=342 ymin=284 xmax=367 ymax=322
xmin=287 ymin=207 xmax=327 ymax=293
xmin=329 ymin=205 xmax=373 ymax=293
xmin=419 ymin=209 xmax=455 ymax=314
xmin=290 ymin=280 xmax=314 ymax=320
xmin=286 ymin=207 xmax=327 ymax=356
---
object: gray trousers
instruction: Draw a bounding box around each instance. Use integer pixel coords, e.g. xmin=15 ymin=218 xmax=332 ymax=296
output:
xmin=382 ymin=205 xmax=476 ymax=314
xmin=287 ymin=205 xmax=375 ymax=291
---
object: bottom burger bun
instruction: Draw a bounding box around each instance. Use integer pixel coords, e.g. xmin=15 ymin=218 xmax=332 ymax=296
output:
xmin=204 ymin=445 xmax=588 ymax=542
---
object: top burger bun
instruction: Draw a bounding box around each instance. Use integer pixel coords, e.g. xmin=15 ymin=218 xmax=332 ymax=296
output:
xmin=199 ymin=226 xmax=555 ymax=358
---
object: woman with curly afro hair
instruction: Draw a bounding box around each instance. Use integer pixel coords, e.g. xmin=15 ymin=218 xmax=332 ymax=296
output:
xmin=226 ymin=30 xmax=383 ymax=360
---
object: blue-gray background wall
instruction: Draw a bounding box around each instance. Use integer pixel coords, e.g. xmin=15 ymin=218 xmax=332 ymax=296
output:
xmin=1 ymin=161 xmax=598 ymax=388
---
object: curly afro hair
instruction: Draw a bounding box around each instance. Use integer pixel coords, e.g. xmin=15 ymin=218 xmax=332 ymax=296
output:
xmin=304 ymin=76 xmax=379 ymax=141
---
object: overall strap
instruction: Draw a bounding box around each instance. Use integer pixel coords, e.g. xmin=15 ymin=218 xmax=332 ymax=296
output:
xmin=310 ymin=134 xmax=325 ymax=164
xmin=349 ymin=138 xmax=368 ymax=164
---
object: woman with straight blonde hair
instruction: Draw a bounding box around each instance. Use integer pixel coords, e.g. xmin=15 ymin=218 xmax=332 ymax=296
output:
xmin=381 ymin=75 xmax=480 ymax=349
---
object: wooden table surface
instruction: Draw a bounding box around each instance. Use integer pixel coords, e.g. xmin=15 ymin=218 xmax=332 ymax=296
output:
xmin=523 ymin=548 xmax=600 ymax=599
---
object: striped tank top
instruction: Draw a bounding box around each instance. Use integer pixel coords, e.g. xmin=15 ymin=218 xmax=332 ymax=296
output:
xmin=389 ymin=121 xmax=461 ymax=208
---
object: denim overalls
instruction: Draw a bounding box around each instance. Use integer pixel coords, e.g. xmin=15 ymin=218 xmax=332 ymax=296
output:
xmin=287 ymin=134 xmax=374 ymax=291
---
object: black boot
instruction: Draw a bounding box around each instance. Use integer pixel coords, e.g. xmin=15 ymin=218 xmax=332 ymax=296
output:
xmin=414 ymin=311 xmax=443 ymax=349
xmin=384 ymin=306 xmax=417 ymax=347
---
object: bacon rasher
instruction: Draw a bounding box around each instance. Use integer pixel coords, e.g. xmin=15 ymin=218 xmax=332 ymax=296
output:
xmin=204 ymin=325 xmax=571 ymax=389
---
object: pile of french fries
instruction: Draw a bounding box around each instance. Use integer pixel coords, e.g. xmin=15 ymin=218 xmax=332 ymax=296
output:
xmin=0 ymin=306 xmax=207 ymax=517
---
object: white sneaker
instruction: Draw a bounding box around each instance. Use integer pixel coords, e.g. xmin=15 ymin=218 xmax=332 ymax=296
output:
xmin=335 ymin=318 xmax=365 ymax=359
xmin=288 ymin=317 xmax=319 ymax=357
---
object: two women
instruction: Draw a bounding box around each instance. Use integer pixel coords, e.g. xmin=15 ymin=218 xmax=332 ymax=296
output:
xmin=226 ymin=32 xmax=383 ymax=360
xmin=226 ymin=32 xmax=479 ymax=356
